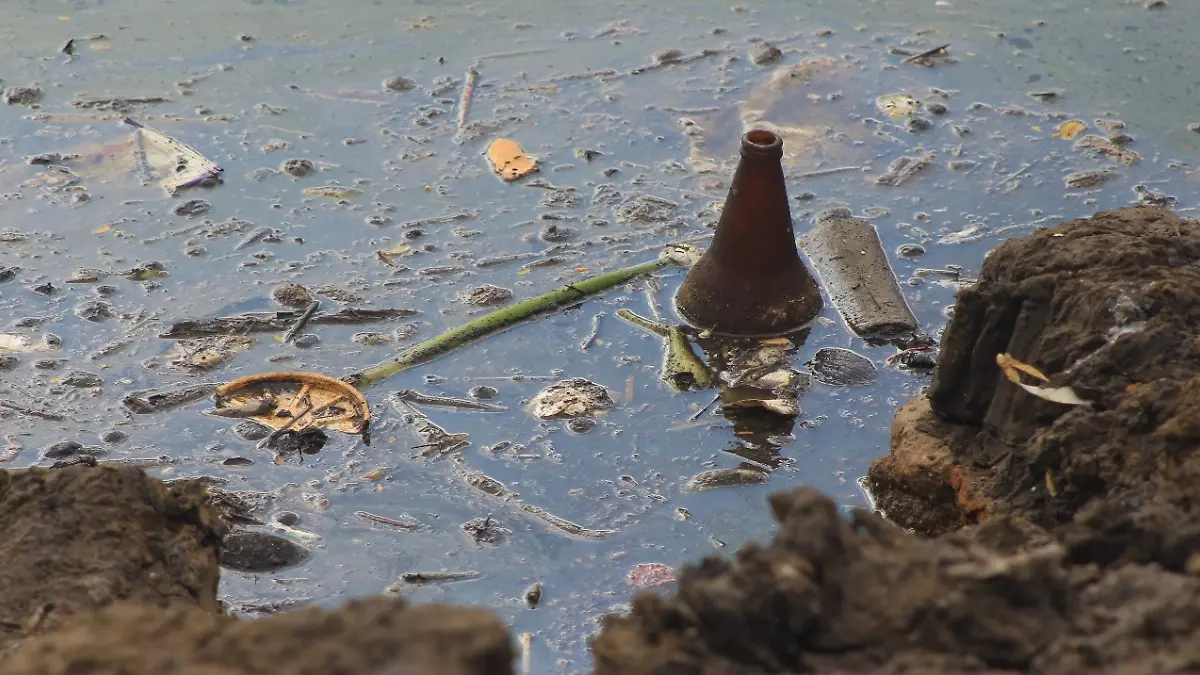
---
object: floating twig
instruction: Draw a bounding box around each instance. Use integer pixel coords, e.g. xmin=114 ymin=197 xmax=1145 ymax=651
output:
xmin=399 ymin=211 xmax=478 ymax=229
xmin=400 ymin=570 xmax=481 ymax=585
xmin=160 ymin=308 xmax=418 ymax=339
xmin=122 ymin=382 xmax=220 ymax=414
xmin=393 ymin=389 xmax=507 ymax=412
xmin=455 ymin=69 xmax=478 ymax=138
xmin=345 ymin=244 xmax=700 ymax=389
xmin=282 ymin=301 xmax=320 ymax=344
xmin=903 ymin=43 xmax=951 ymax=64
xmin=354 ymin=510 xmax=423 ymax=531
xmin=795 ymin=165 xmax=862 ymax=179
xmin=579 ymin=312 xmax=605 ymax=351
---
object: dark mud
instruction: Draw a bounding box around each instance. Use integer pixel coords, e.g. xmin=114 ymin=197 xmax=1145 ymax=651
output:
xmin=871 ymin=206 xmax=1200 ymax=570
xmin=0 ymin=465 xmax=224 ymax=650
xmin=592 ymin=487 xmax=1200 ymax=675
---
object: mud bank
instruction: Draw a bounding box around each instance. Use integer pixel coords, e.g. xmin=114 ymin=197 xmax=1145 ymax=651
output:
xmin=0 ymin=465 xmax=512 ymax=674
xmin=868 ymin=205 xmax=1200 ymax=570
xmin=6 ymin=206 xmax=1200 ymax=674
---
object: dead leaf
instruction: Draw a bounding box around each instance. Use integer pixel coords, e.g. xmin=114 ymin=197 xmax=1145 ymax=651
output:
xmin=486 ymin=138 xmax=538 ymax=181
xmin=996 ymin=352 xmax=1089 ymax=406
xmin=1055 ymin=119 xmax=1087 ymax=140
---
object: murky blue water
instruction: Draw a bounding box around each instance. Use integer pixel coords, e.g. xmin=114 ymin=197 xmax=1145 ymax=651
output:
xmin=1 ymin=0 xmax=1196 ymax=671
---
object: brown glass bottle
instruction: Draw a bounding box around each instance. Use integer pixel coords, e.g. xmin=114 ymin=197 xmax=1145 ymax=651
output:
xmin=674 ymin=129 xmax=823 ymax=336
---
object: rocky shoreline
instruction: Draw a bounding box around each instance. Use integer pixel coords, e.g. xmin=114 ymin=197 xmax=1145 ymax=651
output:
xmin=3 ymin=206 xmax=1198 ymax=674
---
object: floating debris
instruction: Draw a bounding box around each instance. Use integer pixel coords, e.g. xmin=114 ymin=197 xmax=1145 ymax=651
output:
xmin=808 ymin=348 xmax=878 ymax=386
xmin=1065 ymin=168 xmax=1119 ymax=190
xmin=220 ymin=530 xmax=311 ymax=573
xmin=389 ymin=396 xmax=470 ymax=457
xmin=124 ymin=117 xmax=222 ymax=194
xmin=683 ymin=467 xmax=769 ymax=491
xmin=393 ymin=389 xmax=507 ymax=412
xmin=875 ymin=93 xmax=920 ymax=118
xmin=167 ymin=335 xmax=255 ymax=371
xmin=529 ymin=378 xmax=615 ymax=419
xmin=458 ymin=284 xmax=513 ymax=307
xmin=400 ymin=570 xmax=481 ymax=585
xmin=1074 ymin=135 xmax=1141 ymax=166
xmin=0 ymin=332 xmax=61 ymax=353
xmin=122 ymin=381 xmax=220 ymax=414
xmin=302 ymin=185 xmax=363 ymax=199
xmin=875 ymin=153 xmax=933 ymax=186
xmin=487 ymin=138 xmax=538 ymax=181
xmin=627 ymin=563 xmax=677 ymax=588
xmin=160 ymin=308 xmax=418 ymax=338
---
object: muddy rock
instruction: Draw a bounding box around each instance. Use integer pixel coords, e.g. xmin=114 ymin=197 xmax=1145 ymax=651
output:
xmin=0 ymin=466 xmax=224 ymax=650
xmin=270 ymin=282 xmax=314 ymax=308
xmin=591 ymin=486 xmax=1200 ymax=675
xmin=873 ymin=206 xmax=1200 ymax=571
xmin=6 ymin=597 xmax=515 ymax=675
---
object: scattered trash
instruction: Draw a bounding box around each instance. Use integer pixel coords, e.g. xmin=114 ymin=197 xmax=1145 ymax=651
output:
xmin=0 ymin=332 xmax=61 ymax=353
xmin=996 ymin=353 xmax=1090 ymax=406
xmin=675 ymin=130 xmax=823 ymax=336
xmin=486 ymin=138 xmax=538 ymax=181
xmin=808 ymin=348 xmax=878 ymax=387
xmin=627 ymin=563 xmax=677 ymax=588
xmin=800 ymin=215 xmax=919 ymax=340
xmin=389 ymin=396 xmax=470 ymax=457
xmin=124 ymin=117 xmax=223 ymax=194
xmin=212 ymin=372 xmax=372 ymax=450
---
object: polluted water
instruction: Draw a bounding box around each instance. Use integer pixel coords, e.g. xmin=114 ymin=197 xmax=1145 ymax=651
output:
xmin=0 ymin=0 xmax=1197 ymax=671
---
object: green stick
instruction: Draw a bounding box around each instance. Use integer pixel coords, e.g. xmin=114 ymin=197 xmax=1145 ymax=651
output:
xmin=344 ymin=244 xmax=700 ymax=389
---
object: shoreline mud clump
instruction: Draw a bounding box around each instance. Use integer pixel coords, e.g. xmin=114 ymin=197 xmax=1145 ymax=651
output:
xmin=869 ymin=205 xmax=1200 ymax=570
xmin=592 ymin=487 xmax=1200 ymax=675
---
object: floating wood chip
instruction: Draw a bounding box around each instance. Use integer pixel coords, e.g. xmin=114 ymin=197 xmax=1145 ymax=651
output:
xmin=996 ymin=353 xmax=1089 ymax=406
xmin=486 ymin=138 xmax=538 ymax=181
xmin=212 ymin=371 xmax=371 ymax=440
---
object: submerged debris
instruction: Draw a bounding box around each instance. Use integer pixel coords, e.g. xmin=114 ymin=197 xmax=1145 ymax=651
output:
xmin=807 ymin=347 xmax=878 ymax=386
xmin=160 ymin=308 xmax=418 ymax=338
xmin=529 ymin=378 xmax=615 ymax=419
xmin=875 ymin=153 xmax=933 ymax=186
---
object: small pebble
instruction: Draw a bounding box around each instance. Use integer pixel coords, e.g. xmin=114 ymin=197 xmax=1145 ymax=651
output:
xmin=271 ymin=283 xmax=314 ymax=308
xmin=101 ymin=430 xmax=128 ymax=444
xmin=281 ymin=158 xmax=315 ymax=178
xmin=42 ymin=441 xmax=85 ymax=460
xmin=896 ymin=243 xmax=926 ymax=258
xmin=292 ymin=334 xmax=319 ymax=349
xmin=925 ymin=102 xmax=947 ymax=115
xmin=566 ymin=417 xmax=597 ymax=434
xmin=749 ymin=42 xmax=782 ymax=65
xmin=470 ymin=386 xmax=497 ymax=400
xmin=0 ymin=355 xmax=18 ymax=371
xmin=172 ymin=199 xmax=211 ymax=217
xmin=61 ymin=370 xmax=103 ymax=387
xmin=383 ymin=76 xmax=417 ymax=92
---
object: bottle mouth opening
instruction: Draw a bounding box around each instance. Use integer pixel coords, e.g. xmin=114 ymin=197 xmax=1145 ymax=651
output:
xmin=741 ymin=129 xmax=783 ymax=156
